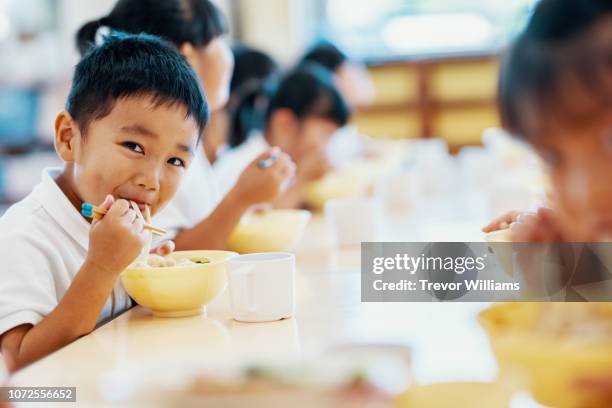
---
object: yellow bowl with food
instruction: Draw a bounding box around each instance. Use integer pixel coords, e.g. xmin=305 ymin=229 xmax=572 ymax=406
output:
xmin=305 ymin=172 xmax=370 ymax=211
xmin=227 ymin=210 xmax=310 ymax=254
xmin=121 ymin=250 xmax=237 ymax=317
xmin=396 ymin=381 xmax=516 ymax=408
xmin=479 ymin=303 xmax=612 ymax=408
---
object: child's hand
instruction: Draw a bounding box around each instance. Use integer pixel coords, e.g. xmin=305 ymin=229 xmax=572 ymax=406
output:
xmin=231 ymin=147 xmax=296 ymax=205
xmin=508 ymin=207 xmax=563 ymax=242
xmin=85 ymin=195 xmax=148 ymax=274
xmin=296 ymin=149 xmax=332 ymax=185
xmin=482 ymin=211 xmax=525 ymax=233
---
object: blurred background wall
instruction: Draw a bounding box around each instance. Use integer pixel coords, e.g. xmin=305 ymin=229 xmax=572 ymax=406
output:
xmin=0 ymin=0 xmax=536 ymax=214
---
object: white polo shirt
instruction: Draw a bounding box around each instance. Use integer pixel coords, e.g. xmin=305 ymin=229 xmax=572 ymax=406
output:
xmin=154 ymin=147 xmax=223 ymax=236
xmin=0 ymin=168 xmax=131 ymax=338
xmin=213 ymin=132 xmax=269 ymax=197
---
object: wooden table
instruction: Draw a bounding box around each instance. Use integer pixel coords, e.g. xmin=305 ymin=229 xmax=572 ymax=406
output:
xmin=11 ymin=208 xmax=497 ymax=407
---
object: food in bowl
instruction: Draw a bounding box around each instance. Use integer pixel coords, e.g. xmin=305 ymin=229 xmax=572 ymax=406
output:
xmin=121 ymin=250 xmax=236 ymax=317
xmin=480 ymin=303 xmax=612 ymax=408
xmin=227 ymin=210 xmax=311 ymax=254
xmin=145 ymin=254 xmax=211 ymax=268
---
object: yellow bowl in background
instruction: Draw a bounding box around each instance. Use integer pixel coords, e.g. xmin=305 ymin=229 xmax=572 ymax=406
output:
xmin=121 ymin=250 xmax=237 ymax=317
xmin=305 ymin=160 xmax=389 ymax=211
xmin=395 ymin=381 xmax=516 ymax=408
xmin=479 ymin=303 xmax=612 ymax=408
xmin=305 ymin=173 xmax=368 ymax=211
xmin=484 ymin=228 xmax=511 ymax=242
xmin=227 ymin=210 xmax=311 ymax=254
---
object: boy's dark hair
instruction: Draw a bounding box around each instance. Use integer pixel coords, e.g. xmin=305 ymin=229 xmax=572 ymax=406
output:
xmin=300 ymin=42 xmax=348 ymax=73
xmin=499 ymin=0 xmax=612 ymax=139
xmin=265 ymin=64 xmax=350 ymax=129
xmin=66 ymin=32 xmax=208 ymax=135
xmin=76 ymin=0 xmax=227 ymax=55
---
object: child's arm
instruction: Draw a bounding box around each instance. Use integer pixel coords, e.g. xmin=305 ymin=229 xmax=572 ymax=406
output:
xmin=173 ymin=149 xmax=295 ymax=250
xmin=0 ymin=198 xmax=147 ymax=372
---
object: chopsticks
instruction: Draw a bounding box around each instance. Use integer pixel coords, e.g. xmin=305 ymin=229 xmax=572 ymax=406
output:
xmin=258 ymin=151 xmax=279 ymax=169
xmin=81 ymin=202 xmax=167 ymax=236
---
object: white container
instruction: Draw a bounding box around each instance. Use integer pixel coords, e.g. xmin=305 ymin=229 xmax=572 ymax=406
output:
xmin=227 ymin=252 xmax=295 ymax=323
xmin=325 ymin=198 xmax=383 ymax=247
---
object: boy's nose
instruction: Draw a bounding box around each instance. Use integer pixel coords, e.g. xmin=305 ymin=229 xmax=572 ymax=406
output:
xmin=135 ymin=164 xmax=161 ymax=192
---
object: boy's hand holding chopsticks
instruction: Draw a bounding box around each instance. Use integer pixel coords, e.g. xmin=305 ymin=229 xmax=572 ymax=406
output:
xmin=82 ymin=200 xmax=167 ymax=236
xmin=84 ymin=195 xmax=150 ymax=275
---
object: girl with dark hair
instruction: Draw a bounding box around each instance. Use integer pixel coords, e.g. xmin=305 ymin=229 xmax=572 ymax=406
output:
xmin=482 ymin=0 xmax=612 ymax=244
xmin=202 ymin=44 xmax=280 ymax=164
xmin=76 ymin=0 xmax=295 ymax=251
xmin=300 ymin=41 xmax=374 ymax=109
xmin=215 ymin=64 xmax=351 ymax=208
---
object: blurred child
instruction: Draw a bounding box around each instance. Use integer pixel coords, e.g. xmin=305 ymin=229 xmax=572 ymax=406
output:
xmin=300 ymin=42 xmax=375 ymax=167
xmin=203 ymin=44 xmax=280 ymax=164
xmin=0 ymin=33 xmax=208 ymax=371
xmin=300 ymin=42 xmax=374 ymax=109
xmin=77 ymin=0 xmax=295 ymax=250
xmin=215 ymin=64 xmax=351 ymax=208
xmin=483 ymin=0 xmax=612 ymax=243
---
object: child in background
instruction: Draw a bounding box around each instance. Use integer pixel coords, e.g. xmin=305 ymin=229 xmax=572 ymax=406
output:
xmin=77 ymin=0 xmax=295 ymax=251
xmin=482 ymin=0 xmax=612 ymax=243
xmin=215 ymin=64 xmax=351 ymax=209
xmin=300 ymin=42 xmax=374 ymax=109
xmin=0 ymin=32 xmax=208 ymax=371
xmin=300 ymin=42 xmax=375 ymax=167
xmin=204 ymin=44 xmax=280 ymax=165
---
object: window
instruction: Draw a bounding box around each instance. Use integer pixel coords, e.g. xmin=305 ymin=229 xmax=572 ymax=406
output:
xmin=316 ymin=0 xmax=536 ymax=60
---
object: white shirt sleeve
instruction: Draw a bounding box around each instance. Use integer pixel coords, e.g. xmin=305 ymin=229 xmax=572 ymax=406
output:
xmin=0 ymin=236 xmax=58 ymax=336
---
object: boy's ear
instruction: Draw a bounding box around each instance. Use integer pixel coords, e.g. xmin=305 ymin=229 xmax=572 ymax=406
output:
xmin=54 ymin=111 xmax=81 ymax=163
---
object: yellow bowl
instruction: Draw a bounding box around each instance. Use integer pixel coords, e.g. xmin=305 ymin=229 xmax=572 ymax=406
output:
xmin=396 ymin=381 xmax=516 ymax=408
xmin=305 ymin=174 xmax=367 ymax=211
xmin=227 ymin=210 xmax=310 ymax=254
xmin=484 ymin=228 xmax=511 ymax=242
xmin=121 ymin=250 xmax=237 ymax=317
xmin=479 ymin=303 xmax=612 ymax=408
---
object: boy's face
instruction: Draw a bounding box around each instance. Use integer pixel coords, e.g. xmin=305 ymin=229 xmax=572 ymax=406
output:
xmin=56 ymin=97 xmax=200 ymax=215
xmin=530 ymin=108 xmax=612 ymax=241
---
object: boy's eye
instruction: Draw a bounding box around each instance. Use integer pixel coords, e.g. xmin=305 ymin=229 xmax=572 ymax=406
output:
xmin=122 ymin=142 xmax=144 ymax=154
xmin=168 ymin=157 xmax=185 ymax=167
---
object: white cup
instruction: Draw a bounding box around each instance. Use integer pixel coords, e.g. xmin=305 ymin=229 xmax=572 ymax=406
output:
xmin=227 ymin=252 xmax=295 ymax=323
xmin=325 ymin=197 xmax=382 ymax=247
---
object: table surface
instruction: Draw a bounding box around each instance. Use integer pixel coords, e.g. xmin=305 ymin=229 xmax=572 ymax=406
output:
xmin=11 ymin=201 xmax=503 ymax=406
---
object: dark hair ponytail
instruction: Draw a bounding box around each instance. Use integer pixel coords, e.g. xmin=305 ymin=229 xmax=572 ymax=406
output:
xmin=75 ymin=0 xmax=227 ymax=56
xmin=75 ymin=16 xmax=111 ymax=55
xmin=228 ymin=79 xmax=275 ymax=148
xmin=227 ymin=45 xmax=279 ymax=148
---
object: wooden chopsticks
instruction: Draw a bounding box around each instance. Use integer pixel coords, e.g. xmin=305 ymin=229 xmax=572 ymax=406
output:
xmin=81 ymin=202 xmax=167 ymax=236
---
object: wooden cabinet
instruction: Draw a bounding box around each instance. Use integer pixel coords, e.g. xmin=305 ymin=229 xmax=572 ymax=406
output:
xmin=353 ymin=53 xmax=500 ymax=152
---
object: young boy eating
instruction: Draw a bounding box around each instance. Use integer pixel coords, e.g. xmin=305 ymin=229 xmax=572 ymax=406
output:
xmin=0 ymin=32 xmax=208 ymax=372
